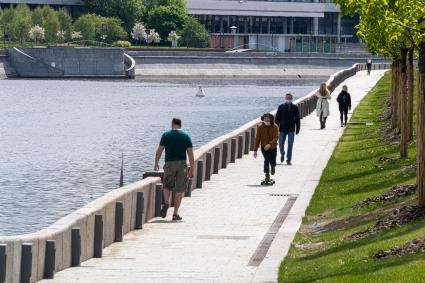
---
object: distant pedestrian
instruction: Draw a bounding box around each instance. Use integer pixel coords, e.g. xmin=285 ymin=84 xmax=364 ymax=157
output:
xmin=367 ymin=59 xmax=372 ymax=75
xmin=254 ymin=113 xmax=279 ymax=185
xmin=275 ymin=92 xmax=300 ymax=165
xmin=316 ymin=83 xmax=331 ymax=129
xmin=337 ymin=85 xmax=352 ymax=127
xmin=154 ymin=118 xmax=194 ymax=221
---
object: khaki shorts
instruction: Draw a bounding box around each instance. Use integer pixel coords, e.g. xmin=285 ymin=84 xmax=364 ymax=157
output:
xmin=163 ymin=160 xmax=188 ymax=193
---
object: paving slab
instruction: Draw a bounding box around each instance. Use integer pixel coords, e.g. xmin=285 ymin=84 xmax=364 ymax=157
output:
xmin=40 ymin=70 xmax=386 ymax=283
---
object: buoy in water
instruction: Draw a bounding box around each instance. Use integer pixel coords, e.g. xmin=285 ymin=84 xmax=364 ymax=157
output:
xmin=196 ymin=86 xmax=206 ymax=97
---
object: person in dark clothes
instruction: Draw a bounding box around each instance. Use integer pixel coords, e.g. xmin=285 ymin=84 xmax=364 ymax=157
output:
xmin=254 ymin=113 xmax=279 ymax=183
xmin=275 ymin=93 xmax=300 ymax=165
xmin=367 ymin=59 xmax=372 ymax=75
xmin=337 ymin=85 xmax=352 ymax=127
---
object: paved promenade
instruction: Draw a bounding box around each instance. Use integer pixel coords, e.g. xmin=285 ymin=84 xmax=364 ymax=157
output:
xmin=42 ymin=70 xmax=385 ymax=283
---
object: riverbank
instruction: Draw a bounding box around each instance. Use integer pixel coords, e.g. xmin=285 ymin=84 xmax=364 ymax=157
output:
xmin=279 ymin=72 xmax=424 ymax=282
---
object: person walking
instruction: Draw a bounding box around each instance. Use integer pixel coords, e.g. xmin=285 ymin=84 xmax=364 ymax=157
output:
xmin=337 ymin=85 xmax=352 ymax=127
xmin=275 ymin=92 xmax=300 ymax=165
xmin=316 ymin=83 xmax=331 ymax=129
xmin=154 ymin=118 xmax=194 ymax=221
xmin=253 ymin=113 xmax=279 ymax=184
xmin=367 ymin=59 xmax=372 ymax=75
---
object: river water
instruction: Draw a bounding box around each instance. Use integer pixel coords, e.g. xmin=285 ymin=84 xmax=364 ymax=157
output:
xmin=0 ymin=79 xmax=320 ymax=236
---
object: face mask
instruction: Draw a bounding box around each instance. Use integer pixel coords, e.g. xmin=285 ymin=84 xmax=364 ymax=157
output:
xmin=264 ymin=121 xmax=270 ymax=126
xmin=286 ymin=99 xmax=293 ymax=104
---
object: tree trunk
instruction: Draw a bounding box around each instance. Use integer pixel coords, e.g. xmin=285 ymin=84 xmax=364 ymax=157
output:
xmin=417 ymin=44 xmax=425 ymax=207
xmin=400 ymin=48 xmax=409 ymax=159
xmin=408 ymin=49 xmax=414 ymax=141
xmin=392 ymin=58 xmax=400 ymax=130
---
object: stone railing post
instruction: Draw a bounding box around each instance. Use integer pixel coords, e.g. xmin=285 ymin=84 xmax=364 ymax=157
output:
xmin=222 ymin=142 xmax=228 ymax=168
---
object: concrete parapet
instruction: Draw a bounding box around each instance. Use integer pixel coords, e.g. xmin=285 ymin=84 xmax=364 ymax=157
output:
xmin=0 ymin=178 xmax=161 ymax=283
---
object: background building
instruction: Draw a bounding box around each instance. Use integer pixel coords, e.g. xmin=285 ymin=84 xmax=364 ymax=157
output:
xmin=187 ymin=0 xmax=360 ymax=52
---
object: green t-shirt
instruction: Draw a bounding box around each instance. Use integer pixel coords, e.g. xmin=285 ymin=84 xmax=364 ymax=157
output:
xmin=160 ymin=130 xmax=193 ymax=162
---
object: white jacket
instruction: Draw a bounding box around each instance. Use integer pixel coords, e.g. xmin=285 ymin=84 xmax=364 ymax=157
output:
xmin=315 ymin=92 xmax=331 ymax=117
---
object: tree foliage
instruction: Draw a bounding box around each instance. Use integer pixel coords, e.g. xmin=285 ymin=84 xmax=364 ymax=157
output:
xmin=83 ymin=0 xmax=144 ymax=31
xmin=180 ymin=16 xmax=210 ymax=48
xmin=11 ymin=4 xmax=32 ymax=44
xmin=146 ymin=5 xmax=186 ymax=39
xmin=73 ymin=14 xmax=97 ymax=41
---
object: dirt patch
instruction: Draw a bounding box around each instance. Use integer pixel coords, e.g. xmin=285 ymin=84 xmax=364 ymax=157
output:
xmin=375 ymin=236 xmax=425 ymax=259
xmin=396 ymin=164 xmax=416 ymax=175
xmin=347 ymin=206 xmax=425 ymax=240
xmin=353 ymin=185 xmax=416 ymax=208
xmin=294 ymin=241 xmax=324 ymax=250
xmin=377 ymin=123 xmax=400 ymax=144
xmin=300 ymin=204 xmax=402 ymax=234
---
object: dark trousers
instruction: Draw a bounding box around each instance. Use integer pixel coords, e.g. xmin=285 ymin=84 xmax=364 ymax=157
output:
xmin=261 ymin=148 xmax=277 ymax=174
xmin=340 ymin=109 xmax=348 ymax=125
xmin=320 ymin=113 xmax=327 ymax=129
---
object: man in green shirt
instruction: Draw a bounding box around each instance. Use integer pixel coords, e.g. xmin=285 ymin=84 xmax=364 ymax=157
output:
xmin=154 ymin=118 xmax=194 ymax=221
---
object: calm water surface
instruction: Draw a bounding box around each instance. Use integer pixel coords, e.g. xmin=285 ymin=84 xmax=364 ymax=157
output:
xmin=0 ymin=79 xmax=320 ymax=235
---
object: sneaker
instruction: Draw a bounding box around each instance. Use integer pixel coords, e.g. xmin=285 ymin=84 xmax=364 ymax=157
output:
xmin=341 ymin=124 xmax=344 ymax=127
xmin=280 ymin=155 xmax=284 ymax=163
xmin=271 ymin=166 xmax=275 ymax=175
xmin=286 ymin=160 xmax=292 ymax=165
xmin=172 ymin=214 xmax=182 ymax=221
xmin=160 ymin=203 xmax=169 ymax=218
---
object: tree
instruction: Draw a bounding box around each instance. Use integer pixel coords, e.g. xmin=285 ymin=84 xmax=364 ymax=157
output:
xmin=131 ymin=22 xmax=147 ymax=46
xmin=146 ymin=5 xmax=186 ymax=39
xmin=71 ymin=31 xmax=82 ymax=41
xmin=146 ymin=29 xmax=160 ymax=45
xmin=0 ymin=8 xmax=14 ymax=42
xmin=180 ymin=16 xmax=210 ymax=48
xmin=83 ymin=0 xmax=144 ymax=31
xmin=336 ymin=0 xmax=425 ymax=206
xmin=74 ymin=14 xmax=96 ymax=41
xmin=168 ymin=30 xmax=180 ymax=47
xmin=11 ymin=4 xmax=32 ymax=45
xmin=42 ymin=7 xmax=60 ymax=43
xmin=57 ymin=8 xmax=73 ymax=41
xmin=29 ymin=25 xmax=45 ymax=45
xmin=95 ymin=16 xmax=128 ymax=43
xmin=31 ymin=7 xmax=44 ymax=27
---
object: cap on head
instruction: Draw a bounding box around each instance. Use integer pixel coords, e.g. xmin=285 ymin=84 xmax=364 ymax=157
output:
xmin=286 ymin=92 xmax=293 ymax=99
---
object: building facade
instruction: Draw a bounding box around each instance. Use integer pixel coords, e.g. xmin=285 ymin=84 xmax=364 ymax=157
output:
xmin=187 ymin=0 xmax=360 ymax=52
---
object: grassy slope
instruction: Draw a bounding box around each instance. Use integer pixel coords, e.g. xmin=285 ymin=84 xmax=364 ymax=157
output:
xmin=279 ymin=72 xmax=425 ymax=283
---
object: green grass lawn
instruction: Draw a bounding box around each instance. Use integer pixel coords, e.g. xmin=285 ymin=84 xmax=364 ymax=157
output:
xmin=279 ymin=72 xmax=425 ymax=282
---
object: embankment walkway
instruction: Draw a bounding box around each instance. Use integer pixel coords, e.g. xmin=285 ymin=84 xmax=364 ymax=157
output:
xmin=42 ymin=70 xmax=385 ymax=283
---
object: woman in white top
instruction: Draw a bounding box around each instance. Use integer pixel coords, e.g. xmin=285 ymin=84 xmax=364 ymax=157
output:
xmin=315 ymin=82 xmax=331 ymax=129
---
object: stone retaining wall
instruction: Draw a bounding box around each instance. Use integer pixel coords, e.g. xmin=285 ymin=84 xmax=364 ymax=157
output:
xmin=7 ymin=47 xmax=130 ymax=78
xmin=0 ymin=63 xmax=390 ymax=283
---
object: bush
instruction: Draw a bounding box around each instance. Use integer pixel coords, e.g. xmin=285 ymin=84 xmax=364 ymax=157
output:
xmin=113 ymin=40 xmax=131 ymax=47
xmin=180 ymin=16 xmax=210 ymax=48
